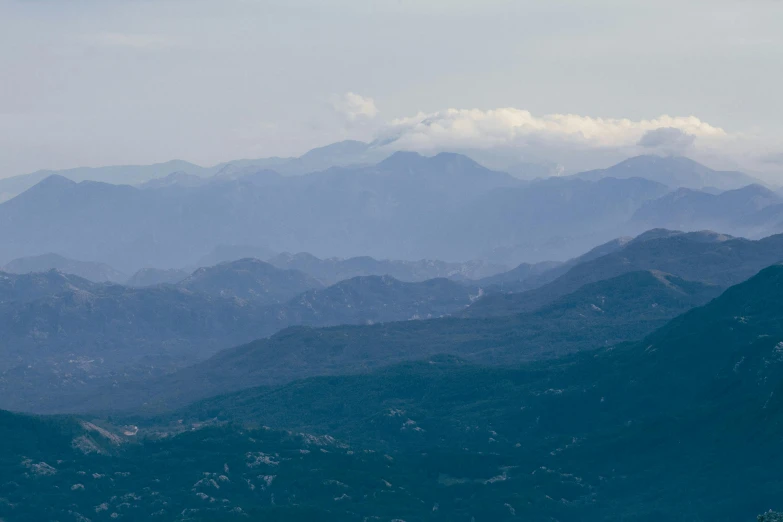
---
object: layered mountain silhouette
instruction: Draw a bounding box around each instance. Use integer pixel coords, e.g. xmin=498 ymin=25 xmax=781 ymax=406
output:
xmin=2 ymin=146 xmax=780 ymax=521
xmin=8 ymin=227 xmax=783 ymax=413
xmin=84 ymin=268 xmax=720 ymax=413
xmin=477 ymin=237 xmax=630 ymax=291
xmin=0 ymin=140 xmax=388 ymax=201
xmin=4 ymin=153 xmax=769 ymax=271
xmin=0 ymin=153 xmax=528 ymax=270
xmin=3 ymin=265 xmax=783 ymax=520
xmin=0 ymin=159 xmax=208 ymax=202
xmin=275 ymin=275 xmax=480 ymax=325
xmin=0 ymin=266 xmax=480 ymax=412
xmin=423 ymin=175 xmax=669 ymax=263
xmin=632 ymin=184 xmax=783 ymax=232
xmin=177 ymin=258 xmax=323 ymax=305
xmin=268 ymin=251 xmax=508 ymax=284
xmin=1 ymin=146 xmax=760 ymax=200
xmin=0 ymin=273 xmax=272 ymax=409
xmin=465 ymin=229 xmax=783 ymax=316
xmin=171 ymin=266 xmax=783 ymax=521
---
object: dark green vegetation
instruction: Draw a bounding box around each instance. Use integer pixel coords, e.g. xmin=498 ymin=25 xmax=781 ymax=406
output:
xmin=3 ymin=409 xmax=486 ymax=522
xmin=466 ymin=229 xmax=783 ymax=316
xmin=0 ymin=268 xmax=479 ymax=412
xmin=83 ymin=269 xmax=721 ymax=412
xmin=4 ymin=266 xmax=783 ymax=520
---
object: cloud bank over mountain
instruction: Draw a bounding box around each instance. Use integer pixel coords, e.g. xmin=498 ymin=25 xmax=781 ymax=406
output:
xmin=3 ymin=0 xmax=782 ymax=180
xmin=322 ymin=95 xmax=775 ymax=179
xmin=382 ymin=109 xmax=724 ymax=150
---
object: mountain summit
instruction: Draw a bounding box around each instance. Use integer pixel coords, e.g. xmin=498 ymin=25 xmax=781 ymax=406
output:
xmin=574 ymin=154 xmax=761 ymax=190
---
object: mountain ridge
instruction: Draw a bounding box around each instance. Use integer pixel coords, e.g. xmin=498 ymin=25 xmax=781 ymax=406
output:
xmin=465 ymin=229 xmax=783 ymax=317
xmin=78 ymin=268 xmax=721 ymax=413
xmin=573 ymin=154 xmax=762 ymax=190
xmin=51 ymin=265 xmax=783 ymax=521
xmin=0 ymin=269 xmax=482 ymax=412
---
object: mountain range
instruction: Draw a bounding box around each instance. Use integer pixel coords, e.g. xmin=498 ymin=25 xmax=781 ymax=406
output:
xmin=0 ymin=143 xmax=765 ymax=202
xmin=177 ymin=258 xmax=324 ymax=305
xmin=482 ymin=236 xmax=633 ymax=293
xmin=162 ymin=265 xmax=783 ymax=521
xmin=1 ymin=152 xmax=773 ymax=270
xmin=0 ymin=152 xmax=525 ymax=270
xmin=13 ymin=226 xmax=783 ymax=413
xmin=632 ymin=183 xmax=783 ymax=233
xmin=0 ymin=261 xmax=481 ymax=412
xmin=0 ymin=159 xmax=207 ymax=203
xmin=0 ymin=140 xmax=389 ymax=202
xmin=465 ymin=229 xmax=783 ymax=316
xmin=267 ymin=252 xmax=511 ymax=285
xmin=79 ymin=268 xmax=721 ymax=413
xmin=573 ymin=154 xmax=762 ymax=190
xmin=3 ymin=249 xmax=509 ymax=288
xmin=3 ymin=264 xmax=783 ymax=520
xmin=3 ymin=144 xmax=782 ymax=521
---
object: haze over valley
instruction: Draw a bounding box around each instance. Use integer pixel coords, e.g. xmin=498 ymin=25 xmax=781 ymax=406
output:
xmin=2 ymin=1 xmax=783 ymax=520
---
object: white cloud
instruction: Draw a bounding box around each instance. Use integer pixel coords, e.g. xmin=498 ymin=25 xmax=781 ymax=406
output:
xmin=332 ymin=92 xmax=379 ymax=122
xmin=85 ymin=33 xmax=174 ymax=50
xmin=358 ymin=105 xmax=783 ymax=179
xmin=380 ymin=108 xmax=726 ymax=151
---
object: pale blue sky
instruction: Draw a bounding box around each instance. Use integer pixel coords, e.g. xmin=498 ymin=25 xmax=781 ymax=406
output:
xmin=1 ymin=0 xmax=782 ymax=177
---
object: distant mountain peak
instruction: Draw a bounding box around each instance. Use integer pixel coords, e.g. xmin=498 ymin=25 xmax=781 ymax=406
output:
xmin=179 ymin=257 xmax=323 ymax=305
xmin=36 ymin=174 xmax=76 ymax=188
xmin=630 ymin=228 xmax=685 ymax=243
xmin=378 ymin=150 xmax=426 ymax=169
xmin=630 ymin=228 xmax=733 ymax=245
xmin=299 ymin=140 xmax=370 ymax=160
xmin=378 ymin=150 xmax=495 ymax=178
xmin=576 ymin=154 xmax=761 ymax=190
xmin=725 ymin=182 xmax=777 ymax=197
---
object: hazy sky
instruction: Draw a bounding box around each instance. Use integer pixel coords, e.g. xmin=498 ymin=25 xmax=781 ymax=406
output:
xmin=1 ymin=0 xmax=782 ymax=178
